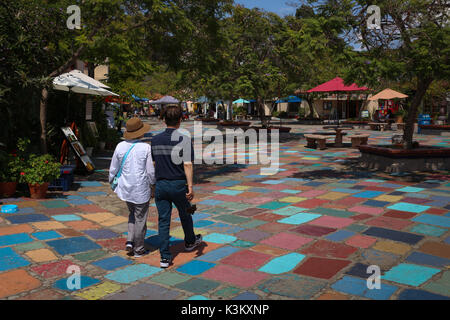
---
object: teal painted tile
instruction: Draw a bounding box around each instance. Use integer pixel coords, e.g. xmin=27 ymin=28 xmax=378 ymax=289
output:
xmin=105 ymin=264 xmax=161 ymax=284
xmin=187 ymin=295 xmax=209 ymax=300
xmin=259 ymin=253 xmax=305 ymax=275
xmin=387 ymin=202 xmax=430 ymax=213
xmin=396 ymin=187 xmax=425 ymax=193
xmin=257 ymin=202 xmax=288 ymax=210
xmin=51 ymin=214 xmax=81 ymax=222
xmin=281 ymin=190 xmax=302 ymax=194
xmin=203 ymin=233 xmax=237 ymax=244
xmin=231 ymin=240 xmax=256 ymax=248
xmin=382 ymin=263 xmax=440 ymax=287
xmin=409 ymin=224 xmax=446 ymax=237
xmin=213 ymin=189 xmax=244 ymax=196
xmin=411 ymin=214 xmax=450 ymax=228
xmin=0 ymin=233 xmax=33 ymax=247
xmin=278 ymin=212 xmax=321 ymax=225
xmin=41 ymin=200 xmax=69 ymax=209
xmin=240 ymin=220 xmax=267 ymax=229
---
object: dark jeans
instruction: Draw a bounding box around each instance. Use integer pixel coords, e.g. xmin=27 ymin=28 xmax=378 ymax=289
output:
xmin=155 ymin=179 xmax=196 ymax=260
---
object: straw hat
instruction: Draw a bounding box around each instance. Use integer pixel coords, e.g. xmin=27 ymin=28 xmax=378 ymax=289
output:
xmin=123 ymin=118 xmax=150 ymax=140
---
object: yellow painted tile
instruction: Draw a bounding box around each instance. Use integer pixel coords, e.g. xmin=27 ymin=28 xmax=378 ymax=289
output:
xmin=16 ymin=201 xmax=40 ymax=208
xmin=171 ymin=227 xmax=209 ymax=240
xmin=25 ymin=249 xmax=58 ymax=262
xmin=372 ymin=240 xmax=411 ymax=255
xmin=80 ymin=212 xmax=116 ymax=223
xmin=100 ymin=216 xmax=128 ymax=227
xmin=31 ymin=221 xmax=66 ymax=230
xmin=279 ymin=197 xmax=307 ymax=203
xmin=75 ymin=282 xmax=121 ymax=300
xmin=228 ymin=186 xmax=251 ymax=191
xmin=317 ymin=192 xmax=348 ymax=200
xmin=374 ymin=195 xmax=403 ymax=202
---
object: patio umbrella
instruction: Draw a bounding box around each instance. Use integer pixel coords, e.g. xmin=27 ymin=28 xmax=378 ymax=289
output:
xmin=67 ymin=69 xmax=111 ymax=89
xmin=233 ymin=98 xmax=250 ymax=104
xmin=153 ymin=95 xmax=179 ymax=104
xmin=53 ymin=73 xmax=119 ymax=96
xmin=368 ymin=88 xmax=408 ymax=101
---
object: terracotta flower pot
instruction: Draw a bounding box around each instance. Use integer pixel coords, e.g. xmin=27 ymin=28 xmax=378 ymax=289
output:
xmin=28 ymin=182 xmax=49 ymax=199
xmin=396 ymin=116 xmax=403 ymax=123
xmin=0 ymin=182 xmax=18 ymax=197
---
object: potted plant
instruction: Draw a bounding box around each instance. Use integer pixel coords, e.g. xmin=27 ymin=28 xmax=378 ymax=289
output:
xmin=395 ymin=108 xmax=407 ymax=123
xmin=21 ymin=154 xmax=61 ymax=199
xmin=0 ymin=151 xmax=24 ymax=197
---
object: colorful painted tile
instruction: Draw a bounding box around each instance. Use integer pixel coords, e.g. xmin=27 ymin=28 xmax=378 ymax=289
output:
xmin=0 ymin=270 xmax=41 ymax=299
xmin=396 ymin=187 xmax=425 ymax=193
xmin=257 ymin=201 xmax=288 ymax=210
xmin=387 ymin=202 xmax=430 ymax=213
xmin=105 ymin=264 xmax=161 ymax=284
xmin=51 ymin=214 xmax=82 ymax=222
xmin=277 ymin=212 xmax=321 ymax=225
xmin=221 ymin=250 xmax=272 ymax=269
xmin=331 ymin=276 xmax=398 ymax=300
xmin=203 ymin=233 xmax=236 ymax=244
xmin=409 ymin=224 xmax=446 ymax=237
xmin=405 ymin=252 xmax=450 ymax=268
xmin=92 ymin=256 xmax=133 ymax=270
xmin=24 ymin=249 xmax=58 ymax=262
xmin=308 ymin=216 xmax=354 ymax=228
xmin=75 ymin=281 xmax=121 ymax=300
xmin=397 ymin=289 xmax=450 ymax=300
xmin=294 ymin=257 xmax=351 ymax=279
xmin=5 ymin=214 xmax=50 ymax=224
xmin=202 ymin=265 xmax=268 ymax=288
xmin=0 ymin=233 xmax=34 ymax=247
xmin=175 ymin=278 xmax=220 ymax=294
xmin=46 ymin=236 xmax=102 ymax=255
xmin=31 ymin=231 xmax=62 ymax=241
xmin=363 ymin=227 xmax=424 ymax=245
xmin=41 ymin=200 xmax=69 ymax=209
xmin=258 ymin=253 xmax=305 ymax=274
xmin=411 ymin=214 xmax=450 ymax=228
xmin=382 ymin=263 xmax=440 ymax=286
xmin=258 ymin=274 xmax=326 ymax=299
xmin=176 ymin=260 xmax=216 ymax=276
xmin=260 ymin=232 xmax=312 ymax=250
xmin=0 ymin=247 xmax=30 ymax=271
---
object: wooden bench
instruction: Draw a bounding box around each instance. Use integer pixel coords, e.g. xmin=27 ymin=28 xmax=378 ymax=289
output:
xmin=304 ymin=134 xmax=329 ymax=150
xmin=350 ymin=134 xmax=370 ymax=147
xmin=369 ymin=122 xmax=391 ymax=131
xmin=396 ymin=123 xmax=405 ymax=130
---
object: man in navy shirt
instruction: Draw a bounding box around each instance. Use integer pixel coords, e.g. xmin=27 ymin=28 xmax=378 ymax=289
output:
xmin=151 ymin=105 xmax=202 ymax=268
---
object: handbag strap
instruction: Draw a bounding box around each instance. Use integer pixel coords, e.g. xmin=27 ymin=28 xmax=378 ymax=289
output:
xmin=116 ymin=143 xmax=137 ymax=178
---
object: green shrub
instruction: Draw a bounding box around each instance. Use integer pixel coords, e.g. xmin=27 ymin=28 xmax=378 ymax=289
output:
xmin=20 ymin=154 xmax=61 ymax=185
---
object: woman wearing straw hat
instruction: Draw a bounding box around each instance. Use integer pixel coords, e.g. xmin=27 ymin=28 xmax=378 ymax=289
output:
xmin=109 ymin=118 xmax=155 ymax=257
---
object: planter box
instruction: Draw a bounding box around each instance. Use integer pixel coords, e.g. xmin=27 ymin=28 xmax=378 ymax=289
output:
xmin=49 ymin=165 xmax=76 ymax=191
xmin=358 ymin=145 xmax=450 ymax=172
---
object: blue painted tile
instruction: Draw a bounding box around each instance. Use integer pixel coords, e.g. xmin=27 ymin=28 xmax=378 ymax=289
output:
xmin=213 ymin=189 xmax=244 ymax=196
xmin=54 ymin=276 xmax=100 ymax=291
xmin=67 ymin=199 xmax=93 ymax=205
xmin=325 ymin=230 xmax=356 ymax=242
xmin=280 ymin=189 xmax=302 ymax=194
xmin=175 ymin=213 xmax=211 ymax=222
xmin=379 ymin=183 xmax=404 ymax=189
xmin=405 ymin=252 xmax=450 ymax=268
xmin=6 ymin=214 xmax=50 ymax=224
xmin=84 ymin=229 xmax=119 ymax=240
xmin=445 ymin=236 xmax=450 ymax=244
xmin=197 ymin=246 xmax=240 ymax=262
xmin=41 ymin=200 xmax=69 ymax=208
xmin=198 ymin=199 xmax=224 ymax=206
xmin=363 ymin=227 xmax=424 ymax=245
xmin=47 ymin=236 xmax=102 ymax=255
xmin=248 ymin=188 xmax=272 ymax=193
xmin=382 ymin=263 xmax=440 ymax=286
xmin=397 ymin=289 xmax=450 ymax=300
xmin=258 ymin=253 xmax=305 ymax=275
xmin=216 ymin=180 xmax=241 ymax=187
xmin=144 ymin=235 xmax=183 ymax=248
xmin=345 ymin=263 xmax=372 ymax=279
xmin=77 ymin=191 xmax=107 ymax=196
xmin=15 ymin=207 xmax=35 ymax=214
xmin=331 ymin=276 xmax=398 ymax=300
xmin=51 ymin=214 xmax=81 ymax=222
xmin=105 ymin=264 xmax=161 ymax=283
xmin=32 ymin=231 xmax=62 ymax=241
xmin=353 ymin=191 xmax=384 ymax=199
xmin=194 ymin=220 xmax=216 ymax=228
xmin=0 ymin=247 xmax=30 ymax=271
xmin=78 ymin=181 xmax=103 ymax=187
xmin=363 ymin=200 xmax=390 ymax=207
xmin=0 ymin=233 xmax=34 ymax=247
xmin=177 ymin=260 xmax=216 ymax=276
xmin=203 ymin=233 xmax=236 ymax=244
xmin=411 ymin=214 xmax=450 ymax=228
xmin=92 ymin=256 xmax=133 ymax=270
xmin=278 ymin=212 xmax=321 ymax=225
xmin=409 ymin=224 xmax=446 ymax=237
xmin=187 ymin=295 xmax=209 ymax=300
xmin=261 ymin=180 xmax=285 ymax=185
xmin=232 ymin=292 xmax=260 ymax=300
xmin=331 ymin=188 xmax=360 ymax=194
xmin=387 ymin=202 xmax=430 ymax=213
xmin=222 ymin=226 xmax=245 ymax=234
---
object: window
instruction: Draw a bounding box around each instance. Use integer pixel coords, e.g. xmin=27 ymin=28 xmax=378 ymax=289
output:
xmin=323 ymin=101 xmax=332 ymax=110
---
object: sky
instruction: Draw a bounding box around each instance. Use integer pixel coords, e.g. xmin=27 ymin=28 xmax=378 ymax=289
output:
xmin=235 ymin=0 xmax=298 ymax=17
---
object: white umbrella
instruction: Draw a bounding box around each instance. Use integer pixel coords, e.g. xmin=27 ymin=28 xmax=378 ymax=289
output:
xmin=53 ymin=73 xmax=118 ymax=96
xmin=67 ymin=69 xmax=111 ymax=89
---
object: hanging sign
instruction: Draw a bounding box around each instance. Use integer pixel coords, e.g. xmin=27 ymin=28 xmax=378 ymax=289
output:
xmin=61 ymin=126 xmax=95 ymax=173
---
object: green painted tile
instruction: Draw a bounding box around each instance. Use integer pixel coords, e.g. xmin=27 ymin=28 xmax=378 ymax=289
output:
xmin=409 ymin=224 xmax=446 ymax=237
xmin=74 ymin=250 xmax=108 ymax=262
xmin=240 ymin=220 xmax=267 ymax=229
xmin=214 ymin=286 xmax=241 ymax=298
xmin=346 ymin=224 xmax=368 ymax=233
xmin=310 ymin=207 xmax=354 ymax=218
xmin=41 ymin=200 xmax=70 ymax=208
xmin=423 ymin=271 xmax=450 ymax=297
xmin=14 ymin=241 xmax=46 ymax=252
xmin=214 ymin=215 xmax=251 ymax=225
xmin=231 ymin=240 xmax=256 ymax=248
xmin=175 ymin=278 xmax=220 ymax=294
xmin=150 ymin=272 xmax=191 ymax=286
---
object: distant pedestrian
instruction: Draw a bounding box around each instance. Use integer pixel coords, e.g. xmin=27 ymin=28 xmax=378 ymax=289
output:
xmin=109 ymin=118 xmax=155 ymax=258
xmin=151 ymin=105 xmax=202 ymax=268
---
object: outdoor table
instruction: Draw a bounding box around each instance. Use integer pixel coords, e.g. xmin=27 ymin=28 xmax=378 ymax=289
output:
xmin=323 ymin=125 xmax=354 ymax=147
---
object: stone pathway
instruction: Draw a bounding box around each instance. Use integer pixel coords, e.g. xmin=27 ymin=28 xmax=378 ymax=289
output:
xmin=0 ymin=120 xmax=449 ymax=300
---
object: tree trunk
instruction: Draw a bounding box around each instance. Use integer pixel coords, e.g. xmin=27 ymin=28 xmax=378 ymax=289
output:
xmin=306 ymin=96 xmax=315 ymax=119
xmin=403 ymin=77 xmax=433 ymax=149
xmin=257 ymin=97 xmax=268 ymax=128
xmin=39 ymin=87 xmax=49 ymax=154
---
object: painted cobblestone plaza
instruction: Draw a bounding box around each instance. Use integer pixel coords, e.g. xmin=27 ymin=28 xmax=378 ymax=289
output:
xmin=0 ymin=120 xmax=449 ymax=300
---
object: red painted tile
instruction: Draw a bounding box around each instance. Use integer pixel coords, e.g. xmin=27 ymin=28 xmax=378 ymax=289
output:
xmin=260 ymin=232 xmax=313 ymax=250
xmin=76 ymin=205 xmax=107 ymax=213
xmin=383 ymin=210 xmax=417 ymax=219
xmin=290 ymin=225 xmax=336 ymax=237
xmin=256 ymin=222 xmax=293 ymax=233
xmin=300 ymin=240 xmax=358 ymax=259
xmin=221 ymin=250 xmax=272 ymax=269
xmin=345 ymin=235 xmax=377 ymax=248
xmin=334 ymin=197 xmax=364 ymax=206
xmin=253 ymin=213 xmax=284 ymax=222
xmin=425 ymin=208 xmax=447 ymax=215
xmin=293 ymin=199 xmax=329 ymax=209
xmin=96 ymin=237 xmax=128 ymax=251
xmin=31 ymin=260 xmax=78 ymax=279
xmin=202 ymin=265 xmax=268 ymax=288
xmin=294 ymin=257 xmax=351 ymax=279
xmin=351 ymin=214 xmax=374 ymax=221
xmin=366 ymin=216 xmax=412 ymax=230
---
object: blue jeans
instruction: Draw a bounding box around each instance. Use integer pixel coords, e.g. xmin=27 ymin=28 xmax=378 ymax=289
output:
xmin=155 ymin=179 xmax=196 ymax=260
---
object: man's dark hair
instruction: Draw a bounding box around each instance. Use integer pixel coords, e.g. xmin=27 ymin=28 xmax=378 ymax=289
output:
xmin=164 ymin=105 xmax=182 ymax=126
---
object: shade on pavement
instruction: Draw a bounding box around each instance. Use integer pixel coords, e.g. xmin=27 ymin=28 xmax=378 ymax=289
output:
xmin=368 ymin=88 xmax=408 ymax=101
